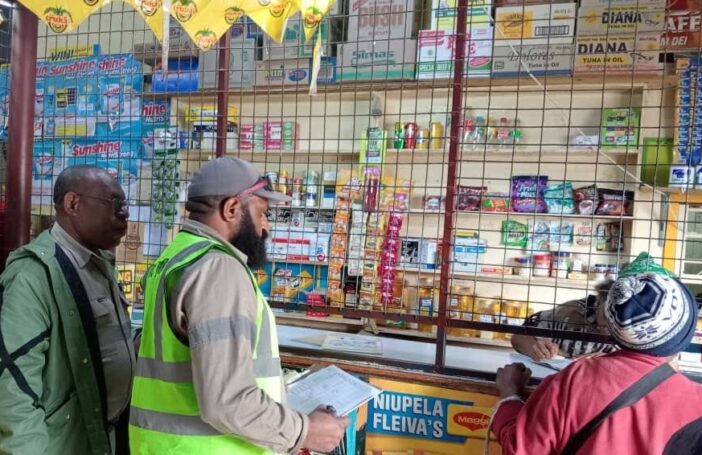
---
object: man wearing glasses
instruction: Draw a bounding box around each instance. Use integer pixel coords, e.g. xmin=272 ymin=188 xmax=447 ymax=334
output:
xmin=130 ymin=157 xmax=349 ymax=454
xmin=0 ymin=165 xmax=134 ymax=455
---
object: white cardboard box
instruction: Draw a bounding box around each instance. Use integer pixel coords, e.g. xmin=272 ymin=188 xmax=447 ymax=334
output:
xmin=491 ymin=43 xmax=573 ymax=76
xmin=574 ymin=33 xmax=661 ymax=73
xmin=338 ymin=39 xmax=416 ymax=80
xmin=430 ymin=0 xmax=492 ymax=32
xmin=261 ymin=14 xmax=331 ymax=60
xmin=200 ymin=38 xmax=256 ymax=89
xmin=576 ymin=4 xmax=666 ymax=36
xmin=495 ymin=3 xmax=577 ymax=46
xmin=452 ymin=237 xmax=487 ymax=273
xmin=416 ymin=28 xmax=493 ymax=79
xmin=267 ymin=231 xmax=331 ymax=263
xmin=347 ymin=0 xmax=415 ymax=41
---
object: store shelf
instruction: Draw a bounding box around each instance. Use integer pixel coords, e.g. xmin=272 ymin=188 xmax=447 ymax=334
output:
xmin=144 ymin=74 xmax=675 ymax=99
xmin=268 ymin=259 xmax=329 ymax=266
xmin=179 ymin=149 xmax=358 ymax=163
xmin=459 ymin=146 xmax=640 ymax=161
xmin=401 ymin=268 xmax=602 ymax=290
xmin=407 ymin=210 xmax=634 ymax=222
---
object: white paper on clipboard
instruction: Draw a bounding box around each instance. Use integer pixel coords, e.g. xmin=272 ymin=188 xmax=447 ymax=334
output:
xmin=286 ymin=365 xmax=382 ymax=416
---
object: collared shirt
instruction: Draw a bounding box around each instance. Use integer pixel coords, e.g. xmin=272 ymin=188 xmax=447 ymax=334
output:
xmin=51 ymin=223 xmax=135 ymax=423
xmin=165 ymin=219 xmax=308 ymax=454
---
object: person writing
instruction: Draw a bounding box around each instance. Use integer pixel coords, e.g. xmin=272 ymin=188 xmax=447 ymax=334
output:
xmin=510 ymin=280 xmax=616 ymax=361
xmin=130 ymin=158 xmax=349 ymax=454
xmin=492 ymin=271 xmax=702 ymax=455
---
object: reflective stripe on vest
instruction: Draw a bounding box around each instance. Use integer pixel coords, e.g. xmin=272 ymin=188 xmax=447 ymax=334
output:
xmin=129 ymin=231 xmax=283 ymax=454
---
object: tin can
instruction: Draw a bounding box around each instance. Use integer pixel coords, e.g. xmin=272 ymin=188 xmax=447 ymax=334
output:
xmin=253 ymin=123 xmax=264 ymax=151
xmin=416 ymin=128 xmax=430 ymax=150
xmin=278 ymin=170 xmax=289 ymax=195
xmin=282 ymin=121 xmax=295 ymax=151
xmin=430 ymin=122 xmax=443 ymax=150
xmin=291 ymin=177 xmax=303 ymax=207
xmin=265 ymin=171 xmax=278 ymax=186
xmin=404 ymin=122 xmax=418 ymax=149
xmin=393 ymin=122 xmax=405 ymax=149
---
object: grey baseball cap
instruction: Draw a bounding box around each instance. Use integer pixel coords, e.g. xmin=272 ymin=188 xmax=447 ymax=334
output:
xmin=187 ymin=157 xmax=291 ymax=203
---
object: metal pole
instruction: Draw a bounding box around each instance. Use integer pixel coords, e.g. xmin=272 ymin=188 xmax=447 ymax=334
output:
xmin=3 ymin=3 xmax=37 ymax=269
xmin=215 ymin=31 xmax=231 ymax=158
xmin=435 ymin=0 xmax=469 ymax=372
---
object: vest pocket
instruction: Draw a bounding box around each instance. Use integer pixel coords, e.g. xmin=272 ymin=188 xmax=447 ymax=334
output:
xmin=45 ymin=393 xmax=82 ymax=447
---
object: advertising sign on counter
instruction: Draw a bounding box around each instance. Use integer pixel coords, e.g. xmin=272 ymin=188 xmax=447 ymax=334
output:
xmin=363 ymin=378 xmax=501 ymax=455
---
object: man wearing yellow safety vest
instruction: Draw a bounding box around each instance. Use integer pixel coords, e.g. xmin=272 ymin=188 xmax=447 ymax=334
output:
xmin=129 ymin=158 xmax=350 ymax=454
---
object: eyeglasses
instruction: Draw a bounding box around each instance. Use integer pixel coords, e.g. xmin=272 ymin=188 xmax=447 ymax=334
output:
xmin=77 ymin=194 xmax=129 ymax=213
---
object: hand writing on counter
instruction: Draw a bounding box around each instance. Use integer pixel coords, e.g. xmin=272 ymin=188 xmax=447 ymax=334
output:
xmin=303 ymin=406 xmax=350 ymax=453
xmin=530 ymin=339 xmax=560 ymax=362
xmin=496 ymin=363 xmax=532 ymax=398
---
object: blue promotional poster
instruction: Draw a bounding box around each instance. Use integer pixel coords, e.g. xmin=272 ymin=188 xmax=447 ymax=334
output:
xmin=0 ymin=53 xmax=145 ymax=208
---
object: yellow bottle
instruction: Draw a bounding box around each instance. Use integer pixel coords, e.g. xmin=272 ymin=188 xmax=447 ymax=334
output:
xmin=448 ymin=285 xmax=475 ymax=338
xmin=418 ymin=278 xmax=435 ymax=333
xmin=500 ymin=300 xmax=528 ymax=340
xmin=474 ymin=298 xmax=500 ymax=340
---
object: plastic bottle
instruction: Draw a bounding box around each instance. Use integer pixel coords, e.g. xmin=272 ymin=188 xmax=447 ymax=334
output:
xmin=448 ymin=285 xmax=475 ymax=337
xmin=418 ymin=278 xmax=435 ymax=333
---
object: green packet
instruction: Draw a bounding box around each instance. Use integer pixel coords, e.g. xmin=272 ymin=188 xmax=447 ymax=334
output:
xmin=501 ymin=220 xmax=528 ymax=247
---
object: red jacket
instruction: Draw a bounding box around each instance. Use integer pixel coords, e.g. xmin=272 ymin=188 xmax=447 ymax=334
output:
xmin=492 ymin=351 xmax=702 ymax=455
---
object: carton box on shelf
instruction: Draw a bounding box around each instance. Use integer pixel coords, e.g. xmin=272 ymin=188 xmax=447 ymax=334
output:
xmin=452 ymin=236 xmax=487 ymax=273
xmin=254 ymin=57 xmax=337 ymax=86
xmin=580 ymin=0 xmax=664 ymax=7
xmin=491 ymin=43 xmax=573 ymax=76
xmin=574 ymin=33 xmax=662 ymax=73
xmin=660 ymin=0 xmax=702 ymax=51
xmin=267 ymin=231 xmax=332 ymax=263
xmin=338 ymin=39 xmax=417 ymax=81
xmin=416 ymin=28 xmax=493 ymax=79
xmin=429 ymin=0 xmax=492 ymax=32
xmin=200 ymin=39 xmax=256 ymax=89
xmin=495 ymin=3 xmax=577 ymax=46
xmin=347 ymin=0 xmax=416 ymax=41
xmin=261 ymin=14 xmax=331 ymax=60
xmin=576 ymin=4 xmax=666 ymax=36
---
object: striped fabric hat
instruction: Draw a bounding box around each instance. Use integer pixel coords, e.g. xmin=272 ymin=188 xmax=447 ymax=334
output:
xmin=606 ymin=273 xmax=697 ymax=357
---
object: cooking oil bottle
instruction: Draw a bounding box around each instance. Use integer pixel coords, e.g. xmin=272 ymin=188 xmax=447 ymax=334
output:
xmin=473 ymin=297 xmax=500 ymax=340
xmin=448 ymin=285 xmax=476 ymax=338
xmin=499 ymin=300 xmax=528 ymax=340
xmin=418 ymin=277 xmax=436 ymax=333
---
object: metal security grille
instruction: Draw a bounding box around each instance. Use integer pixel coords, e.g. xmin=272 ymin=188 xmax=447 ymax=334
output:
xmin=12 ymin=0 xmax=701 ymax=374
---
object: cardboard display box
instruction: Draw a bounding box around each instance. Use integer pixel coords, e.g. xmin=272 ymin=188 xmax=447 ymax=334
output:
xmin=661 ymin=0 xmax=702 ymax=51
xmin=338 ymin=39 xmax=417 ymax=80
xmin=200 ymin=39 xmax=256 ymax=89
xmin=577 ymin=4 xmax=666 ymax=36
xmin=347 ymin=0 xmax=416 ymax=41
xmin=416 ymin=28 xmax=493 ymax=79
xmin=495 ymin=3 xmax=577 ymax=46
xmin=428 ymin=0 xmax=492 ymax=32
xmin=261 ymin=14 xmax=332 ymax=60
xmin=574 ymin=33 xmax=662 ymax=73
xmin=491 ymin=43 xmax=573 ymax=76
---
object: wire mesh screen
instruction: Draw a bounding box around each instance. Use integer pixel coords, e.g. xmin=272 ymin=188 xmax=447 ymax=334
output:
xmin=18 ymin=0 xmax=702 ymax=372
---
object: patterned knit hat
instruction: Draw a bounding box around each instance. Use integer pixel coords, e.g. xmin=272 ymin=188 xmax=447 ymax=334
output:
xmin=606 ymin=273 xmax=697 ymax=357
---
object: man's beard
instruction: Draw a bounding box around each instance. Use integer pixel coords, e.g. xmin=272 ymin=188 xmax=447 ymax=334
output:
xmin=231 ymin=209 xmax=268 ymax=270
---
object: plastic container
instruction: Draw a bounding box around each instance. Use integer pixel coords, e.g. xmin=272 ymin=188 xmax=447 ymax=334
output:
xmin=514 ymin=256 xmax=532 ymax=278
xmin=533 ymin=253 xmax=552 ymax=277
xmin=418 ymin=278 xmax=435 ymax=333
xmin=448 ymin=285 xmax=475 ymax=337
xmin=502 ymin=300 xmax=528 ymax=340
xmin=474 ymin=298 xmax=499 ymax=340
xmin=552 ymin=251 xmax=571 ymax=279
xmin=593 ymin=264 xmax=608 ymax=281
xmin=606 ymin=265 xmax=619 ymax=281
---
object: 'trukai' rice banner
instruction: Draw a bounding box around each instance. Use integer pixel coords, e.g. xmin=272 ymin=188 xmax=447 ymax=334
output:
xmin=19 ymin=0 xmax=333 ymax=90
